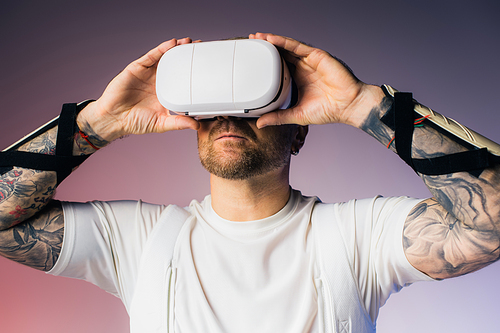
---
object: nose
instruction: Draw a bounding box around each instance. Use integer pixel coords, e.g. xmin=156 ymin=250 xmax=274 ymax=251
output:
xmin=216 ymin=116 xmax=242 ymax=121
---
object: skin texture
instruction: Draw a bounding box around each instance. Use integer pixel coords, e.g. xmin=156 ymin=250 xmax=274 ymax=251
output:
xmin=0 ymin=33 xmax=499 ymax=281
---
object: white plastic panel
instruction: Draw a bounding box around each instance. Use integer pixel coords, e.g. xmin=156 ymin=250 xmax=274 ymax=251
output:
xmin=191 ymin=41 xmax=235 ymax=109
xmin=156 ymin=44 xmax=194 ymax=110
xmin=233 ymin=40 xmax=281 ymax=109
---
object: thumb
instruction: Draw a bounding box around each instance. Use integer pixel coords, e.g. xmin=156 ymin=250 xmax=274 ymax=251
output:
xmin=256 ymin=106 xmax=305 ymax=128
xmin=157 ymin=114 xmax=200 ymax=132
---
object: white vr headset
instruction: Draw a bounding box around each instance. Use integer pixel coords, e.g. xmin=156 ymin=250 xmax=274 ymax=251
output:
xmin=156 ymin=39 xmax=297 ymax=118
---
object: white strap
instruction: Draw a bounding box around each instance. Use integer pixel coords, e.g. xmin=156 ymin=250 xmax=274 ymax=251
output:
xmin=312 ymin=202 xmax=375 ymax=333
xmin=129 ymin=205 xmax=190 ymax=333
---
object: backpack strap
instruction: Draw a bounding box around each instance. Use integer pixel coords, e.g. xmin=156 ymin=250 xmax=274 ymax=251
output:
xmin=129 ymin=205 xmax=190 ymax=333
xmin=312 ymin=202 xmax=375 ymax=333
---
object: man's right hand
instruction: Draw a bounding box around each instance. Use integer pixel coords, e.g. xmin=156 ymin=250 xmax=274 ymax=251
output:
xmin=77 ymin=38 xmax=200 ymax=144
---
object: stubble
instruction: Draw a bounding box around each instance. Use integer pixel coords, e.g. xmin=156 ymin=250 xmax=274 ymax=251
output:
xmin=198 ymin=119 xmax=295 ymax=180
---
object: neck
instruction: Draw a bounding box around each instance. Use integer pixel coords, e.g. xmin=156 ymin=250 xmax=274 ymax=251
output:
xmin=210 ymin=165 xmax=291 ymax=221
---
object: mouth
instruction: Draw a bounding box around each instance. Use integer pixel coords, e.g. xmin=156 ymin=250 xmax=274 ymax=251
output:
xmin=207 ymin=117 xmax=259 ymax=143
xmin=215 ymin=133 xmax=248 ymax=141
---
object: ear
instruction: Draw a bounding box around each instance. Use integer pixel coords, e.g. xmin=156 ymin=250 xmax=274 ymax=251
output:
xmin=291 ymin=125 xmax=308 ymax=153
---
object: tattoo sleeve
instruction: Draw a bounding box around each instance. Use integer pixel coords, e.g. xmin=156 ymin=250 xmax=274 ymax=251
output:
xmin=0 ymin=128 xmax=59 ymax=230
xmin=0 ymin=200 xmax=64 ymax=271
xmin=0 ymin=114 xmax=108 ymax=268
xmin=361 ymin=92 xmax=500 ymax=279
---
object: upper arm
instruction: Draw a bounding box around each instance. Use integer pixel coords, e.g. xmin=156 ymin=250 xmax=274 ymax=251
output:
xmin=0 ymin=200 xmax=64 ymax=271
xmin=403 ymin=197 xmax=500 ymax=280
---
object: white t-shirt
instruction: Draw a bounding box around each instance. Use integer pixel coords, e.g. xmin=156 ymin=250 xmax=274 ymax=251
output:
xmin=48 ymin=190 xmax=432 ymax=332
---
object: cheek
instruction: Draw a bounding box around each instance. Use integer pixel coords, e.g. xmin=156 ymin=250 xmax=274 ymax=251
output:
xmin=251 ymin=126 xmax=278 ymax=143
xmin=257 ymin=127 xmax=292 ymax=144
xmin=197 ymin=123 xmax=213 ymax=142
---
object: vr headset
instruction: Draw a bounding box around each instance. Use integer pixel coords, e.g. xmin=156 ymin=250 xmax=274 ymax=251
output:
xmin=156 ymin=39 xmax=297 ymax=118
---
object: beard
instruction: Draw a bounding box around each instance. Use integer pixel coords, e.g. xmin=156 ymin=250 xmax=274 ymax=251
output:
xmin=198 ymin=119 xmax=295 ymax=180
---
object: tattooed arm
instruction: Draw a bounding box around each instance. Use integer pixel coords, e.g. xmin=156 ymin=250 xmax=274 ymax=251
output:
xmin=0 ymin=38 xmax=202 ymax=271
xmin=251 ymin=33 xmax=500 ymax=280
xmin=361 ymin=94 xmax=500 ymax=280
xmin=0 ymin=201 xmax=64 ymax=271
xmin=0 ymin=117 xmax=106 ymax=271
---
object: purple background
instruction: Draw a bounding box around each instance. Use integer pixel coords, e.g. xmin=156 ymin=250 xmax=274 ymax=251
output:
xmin=1 ymin=0 xmax=499 ymax=332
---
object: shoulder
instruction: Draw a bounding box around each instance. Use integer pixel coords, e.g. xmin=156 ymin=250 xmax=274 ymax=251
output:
xmin=314 ymin=196 xmax=424 ymax=220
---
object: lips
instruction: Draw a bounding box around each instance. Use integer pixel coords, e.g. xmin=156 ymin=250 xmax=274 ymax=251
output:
xmin=215 ymin=133 xmax=247 ymax=141
xmin=208 ymin=118 xmax=258 ymax=142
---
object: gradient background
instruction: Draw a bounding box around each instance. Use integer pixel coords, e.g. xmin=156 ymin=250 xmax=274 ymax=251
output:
xmin=1 ymin=0 xmax=499 ymax=332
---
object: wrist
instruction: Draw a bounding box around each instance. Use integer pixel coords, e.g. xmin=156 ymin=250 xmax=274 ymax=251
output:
xmin=76 ymin=100 xmax=121 ymax=143
xmin=74 ymin=101 xmax=113 ymax=154
xmin=343 ymin=84 xmax=387 ymax=129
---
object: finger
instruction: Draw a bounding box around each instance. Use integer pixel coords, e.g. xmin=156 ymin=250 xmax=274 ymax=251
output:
xmin=136 ymin=39 xmax=178 ymax=68
xmin=177 ymin=37 xmax=193 ymax=45
xmin=158 ymin=114 xmax=200 ymax=132
xmin=256 ymin=107 xmax=306 ymax=128
xmin=253 ymin=32 xmax=315 ymax=58
xmin=280 ymin=51 xmax=301 ymax=67
xmin=250 ymin=33 xmax=299 ymax=66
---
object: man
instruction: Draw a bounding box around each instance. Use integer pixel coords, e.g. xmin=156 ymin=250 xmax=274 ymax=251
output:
xmin=1 ymin=32 xmax=499 ymax=332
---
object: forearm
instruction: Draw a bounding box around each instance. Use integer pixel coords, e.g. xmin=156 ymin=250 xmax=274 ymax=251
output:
xmin=359 ymin=85 xmax=500 ymax=278
xmin=0 ymin=110 xmax=108 ymax=230
xmin=359 ymin=86 xmax=500 ymax=217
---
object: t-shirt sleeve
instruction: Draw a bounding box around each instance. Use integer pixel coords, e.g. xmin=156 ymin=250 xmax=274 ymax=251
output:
xmin=336 ymin=196 xmax=434 ymax=321
xmin=47 ymin=200 xmax=167 ymax=309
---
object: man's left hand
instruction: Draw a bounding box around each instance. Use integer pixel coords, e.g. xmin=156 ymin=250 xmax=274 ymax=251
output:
xmin=250 ymin=32 xmax=383 ymax=129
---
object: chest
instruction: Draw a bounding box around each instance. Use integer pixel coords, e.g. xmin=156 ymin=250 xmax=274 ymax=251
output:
xmin=171 ymin=217 xmax=318 ymax=332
